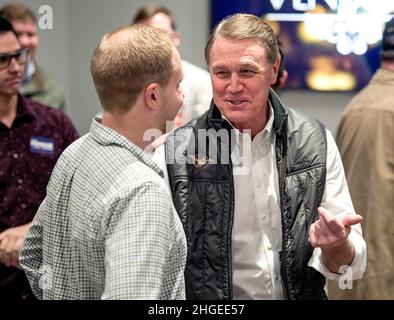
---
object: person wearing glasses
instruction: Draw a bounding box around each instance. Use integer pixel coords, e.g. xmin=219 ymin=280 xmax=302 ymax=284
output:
xmin=0 ymin=3 xmax=66 ymax=110
xmin=0 ymin=17 xmax=78 ymax=300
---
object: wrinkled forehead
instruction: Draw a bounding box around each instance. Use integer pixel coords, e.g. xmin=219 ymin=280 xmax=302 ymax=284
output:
xmin=210 ymin=36 xmax=267 ymax=60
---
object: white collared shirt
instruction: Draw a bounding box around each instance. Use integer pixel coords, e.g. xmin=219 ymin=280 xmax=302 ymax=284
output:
xmin=230 ymin=107 xmax=284 ymax=299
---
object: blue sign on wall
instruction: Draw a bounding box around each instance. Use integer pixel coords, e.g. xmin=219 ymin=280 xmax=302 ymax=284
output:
xmin=211 ymin=0 xmax=393 ymax=91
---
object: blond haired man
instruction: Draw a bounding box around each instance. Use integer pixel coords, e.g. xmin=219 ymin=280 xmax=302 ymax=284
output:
xmin=19 ymin=24 xmax=186 ymax=300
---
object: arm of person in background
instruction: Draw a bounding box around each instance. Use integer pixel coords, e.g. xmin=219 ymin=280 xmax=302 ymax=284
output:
xmin=0 ymin=223 xmax=31 ymax=268
xmin=18 ymin=200 xmax=45 ymax=299
xmin=308 ymin=129 xmax=367 ymax=279
xmin=192 ymin=68 xmax=212 ymax=119
xmin=181 ymin=62 xmax=213 ymax=122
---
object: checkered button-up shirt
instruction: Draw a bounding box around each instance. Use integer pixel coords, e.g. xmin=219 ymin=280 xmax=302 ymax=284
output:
xmin=19 ymin=118 xmax=187 ymax=300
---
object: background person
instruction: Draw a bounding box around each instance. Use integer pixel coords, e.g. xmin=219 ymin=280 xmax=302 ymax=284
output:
xmin=0 ymin=16 xmax=78 ymax=300
xmin=0 ymin=3 xmax=66 ymax=110
xmin=328 ymin=17 xmax=394 ymax=300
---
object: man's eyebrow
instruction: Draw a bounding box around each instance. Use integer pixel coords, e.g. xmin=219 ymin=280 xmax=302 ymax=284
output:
xmin=239 ymin=61 xmax=260 ymax=68
xmin=211 ymin=64 xmax=227 ymax=70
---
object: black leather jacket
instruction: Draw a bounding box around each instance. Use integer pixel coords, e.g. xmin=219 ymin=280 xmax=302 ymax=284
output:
xmin=166 ymin=91 xmax=328 ymax=300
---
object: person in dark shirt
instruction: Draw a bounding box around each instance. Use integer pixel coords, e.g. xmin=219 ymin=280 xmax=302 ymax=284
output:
xmin=0 ymin=17 xmax=78 ymax=300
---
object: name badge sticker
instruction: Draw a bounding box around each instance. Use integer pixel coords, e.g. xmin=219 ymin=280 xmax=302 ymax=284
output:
xmin=30 ymin=136 xmax=55 ymax=155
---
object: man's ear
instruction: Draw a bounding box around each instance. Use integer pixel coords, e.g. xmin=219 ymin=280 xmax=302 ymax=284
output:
xmin=271 ymin=57 xmax=281 ymax=85
xmin=144 ymin=83 xmax=160 ymax=110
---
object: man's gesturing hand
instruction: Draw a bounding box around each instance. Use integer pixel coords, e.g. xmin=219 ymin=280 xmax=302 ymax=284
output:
xmin=309 ymin=207 xmax=362 ymax=249
xmin=309 ymin=207 xmax=363 ymax=273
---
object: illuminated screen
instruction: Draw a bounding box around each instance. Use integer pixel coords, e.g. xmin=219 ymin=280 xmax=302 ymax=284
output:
xmin=211 ymin=0 xmax=394 ymax=91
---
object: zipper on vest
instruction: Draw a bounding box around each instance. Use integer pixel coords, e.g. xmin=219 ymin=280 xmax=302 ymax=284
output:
xmin=228 ymin=160 xmax=235 ymax=300
xmin=277 ymin=140 xmax=291 ymax=299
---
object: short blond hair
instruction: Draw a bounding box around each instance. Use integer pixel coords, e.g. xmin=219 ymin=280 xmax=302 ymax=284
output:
xmin=90 ymin=24 xmax=174 ymax=113
xmin=205 ymin=13 xmax=279 ymax=66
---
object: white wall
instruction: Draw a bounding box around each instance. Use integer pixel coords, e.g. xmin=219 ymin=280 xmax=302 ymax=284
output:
xmin=13 ymin=0 xmax=354 ymax=136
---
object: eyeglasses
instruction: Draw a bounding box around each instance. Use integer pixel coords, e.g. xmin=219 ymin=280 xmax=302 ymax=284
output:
xmin=0 ymin=48 xmax=29 ymax=70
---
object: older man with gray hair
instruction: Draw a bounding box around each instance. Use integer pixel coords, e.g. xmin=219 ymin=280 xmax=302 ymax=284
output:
xmin=152 ymin=13 xmax=367 ymax=300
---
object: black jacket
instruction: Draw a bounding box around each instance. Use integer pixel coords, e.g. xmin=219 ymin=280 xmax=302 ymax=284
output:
xmin=166 ymin=91 xmax=328 ymax=299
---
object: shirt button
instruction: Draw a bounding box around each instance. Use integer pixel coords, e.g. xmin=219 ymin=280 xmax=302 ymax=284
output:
xmin=17 ymin=179 xmax=23 ymax=184
xmin=267 ymin=245 xmax=272 ymax=251
xmin=262 ymin=215 xmax=267 ymax=221
xmin=13 ymin=153 xmax=19 ymax=159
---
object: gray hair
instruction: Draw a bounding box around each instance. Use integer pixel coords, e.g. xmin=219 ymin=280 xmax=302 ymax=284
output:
xmin=205 ymin=13 xmax=279 ymax=66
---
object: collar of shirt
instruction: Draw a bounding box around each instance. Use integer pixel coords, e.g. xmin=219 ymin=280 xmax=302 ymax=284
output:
xmin=90 ymin=118 xmax=164 ymax=178
xmin=16 ymin=95 xmax=36 ymax=119
xmin=0 ymin=95 xmax=35 ymax=130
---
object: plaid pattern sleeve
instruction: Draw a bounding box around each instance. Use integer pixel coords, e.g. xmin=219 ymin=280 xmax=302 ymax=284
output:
xmin=18 ymin=199 xmax=45 ymax=299
xmin=19 ymin=119 xmax=187 ymax=300
xmin=102 ymin=182 xmax=185 ymax=299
